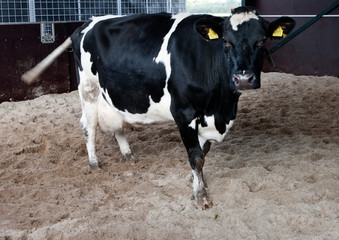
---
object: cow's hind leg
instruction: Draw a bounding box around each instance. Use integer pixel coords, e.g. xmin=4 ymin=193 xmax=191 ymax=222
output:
xmin=97 ymin=95 xmax=134 ymax=162
xmin=115 ymin=130 xmax=135 ymax=162
xmin=199 ymin=136 xmax=211 ymax=157
xmin=78 ymin=77 xmax=101 ymax=169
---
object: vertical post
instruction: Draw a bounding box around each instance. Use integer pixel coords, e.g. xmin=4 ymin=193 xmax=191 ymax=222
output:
xmin=117 ymin=0 xmax=122 ymax=15
xmin=167 ymin=0 xmax=172 ymax=13
xmin=28 ymin=0 xmax=36 ymax=22
xmin=146 ymin=0 xmax=149 ymax=14
xmin=78 ymin=0 xmax=81 ymax=21
xmin=180 ymin=0 xmax=186 ymax=12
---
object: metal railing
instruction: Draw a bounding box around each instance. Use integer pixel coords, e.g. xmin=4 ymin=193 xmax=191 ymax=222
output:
xmin=0 ymin=0 xmax=186 ymax=24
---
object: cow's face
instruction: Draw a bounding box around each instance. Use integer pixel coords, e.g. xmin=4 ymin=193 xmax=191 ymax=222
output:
xmin=195 ymin=6 xmax=295 ymax=92
xmin=223 ymin=9 xmax=267 ymax=91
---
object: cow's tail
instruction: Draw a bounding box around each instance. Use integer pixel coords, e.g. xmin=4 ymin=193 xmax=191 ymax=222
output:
xmin=21 ymin=37 xmax=72 ymax=85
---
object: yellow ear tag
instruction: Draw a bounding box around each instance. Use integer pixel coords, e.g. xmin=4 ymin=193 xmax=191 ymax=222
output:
xmin=208 ymin=28 xmax=219 ymax=40
xmin=272 ymin=26 xmax=285 ymax=37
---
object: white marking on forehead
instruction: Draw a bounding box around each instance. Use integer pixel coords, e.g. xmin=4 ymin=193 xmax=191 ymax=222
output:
xmin=230 ymin=11 xmax=259 ymax=31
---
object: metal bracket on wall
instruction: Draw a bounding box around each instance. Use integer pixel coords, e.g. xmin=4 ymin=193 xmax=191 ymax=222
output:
xmin=40 ymin=23 xmax=55 ymax=44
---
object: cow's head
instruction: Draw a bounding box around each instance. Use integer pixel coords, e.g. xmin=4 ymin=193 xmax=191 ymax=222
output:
xmin=195 ymin=6 xmax=295 ymax=91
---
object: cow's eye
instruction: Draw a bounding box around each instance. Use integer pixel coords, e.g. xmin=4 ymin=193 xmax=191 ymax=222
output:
xmin=224 ymin=39 xmax=233 ymax=48
xmin=255 ymin=38 xmax=266 ymax=48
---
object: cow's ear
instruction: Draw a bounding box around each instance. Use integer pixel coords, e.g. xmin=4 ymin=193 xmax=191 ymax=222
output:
xmin=195 ymin=18 xmax=223 ymax=41
xmin=267 ymin=17 xmax=295 ymax=38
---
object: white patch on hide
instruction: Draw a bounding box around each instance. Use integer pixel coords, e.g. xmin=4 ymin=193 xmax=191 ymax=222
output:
xmin=81 ymin=15 xmax=122 ymax=35
xmin=79 ymin=15 xmax=121 ymax=81
xmin=230 ymin=11 xmax=259 ymax=31
xmin=154 ymin=13 xmax=191 ymax=81
xmin=102 ymin=13 xmax=191 ymax=126
xmin=101 ymin=87 xmax=173 ymax=125
xmin=97 ymin=93 xmax=124 ymax=133
xmin=189 ymin=116 xmax=234 ymax=144
xmin=198 ymin=136 xmax=207 ymax=150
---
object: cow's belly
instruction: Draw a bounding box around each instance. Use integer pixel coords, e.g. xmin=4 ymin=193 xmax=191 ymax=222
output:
xmin=101 ymin=87 xmax=173 ymax=126
xmin=98 ymin=94 xmax=125 ymax=132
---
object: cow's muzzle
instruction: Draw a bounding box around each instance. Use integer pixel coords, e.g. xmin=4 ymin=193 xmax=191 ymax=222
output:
xmin=232 ymin=72 xmax=255 ymax=90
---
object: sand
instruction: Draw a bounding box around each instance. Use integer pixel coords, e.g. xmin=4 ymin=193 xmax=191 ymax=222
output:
xmin=0 ymin=72 xmax=338 ymax=240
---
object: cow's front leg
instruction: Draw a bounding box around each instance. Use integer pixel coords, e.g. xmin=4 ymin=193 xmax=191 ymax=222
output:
xmin=192 ymin=169 xmax=212 ymax=210
xmin=176 ymin=123 xmax=212 ymax=210
xmin=191 ymin=157 xmax=213 ymax=210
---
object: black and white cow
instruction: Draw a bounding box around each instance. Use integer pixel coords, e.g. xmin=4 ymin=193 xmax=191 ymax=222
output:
xmin=71 ymin=6 xmax=295 ymax=209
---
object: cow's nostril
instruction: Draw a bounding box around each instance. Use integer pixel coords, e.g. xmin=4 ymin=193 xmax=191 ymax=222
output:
xmin=248 ymin=74 xmax=254 ymax=83
xmin=233 ymin=75 xmax=240 ymax=85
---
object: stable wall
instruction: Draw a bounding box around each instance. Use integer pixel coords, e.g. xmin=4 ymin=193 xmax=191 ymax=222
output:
xmin=0 ymin=22 xmax=82 ymax=102
xmin=1 ymin=1 xmax=338 ymax=102
xmin=249 ymin=0 xmax=339 ymax=76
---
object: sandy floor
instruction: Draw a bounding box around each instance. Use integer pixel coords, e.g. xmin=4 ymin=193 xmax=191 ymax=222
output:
xmin=0 ymin=72 xmax=338 ymax=240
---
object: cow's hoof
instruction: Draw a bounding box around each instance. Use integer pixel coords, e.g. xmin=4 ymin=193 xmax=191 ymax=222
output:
xmin=195 ymin=197 xmax=213 ymax=210
xmin=89 ymin=161 xmax=102 ymax=170
xmin=122 ymin=153 xmax=137 ymax=164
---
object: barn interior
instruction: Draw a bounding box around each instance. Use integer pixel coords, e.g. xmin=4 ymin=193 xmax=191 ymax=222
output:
xmin=0 ymin=1 xmax=338 ymax=239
